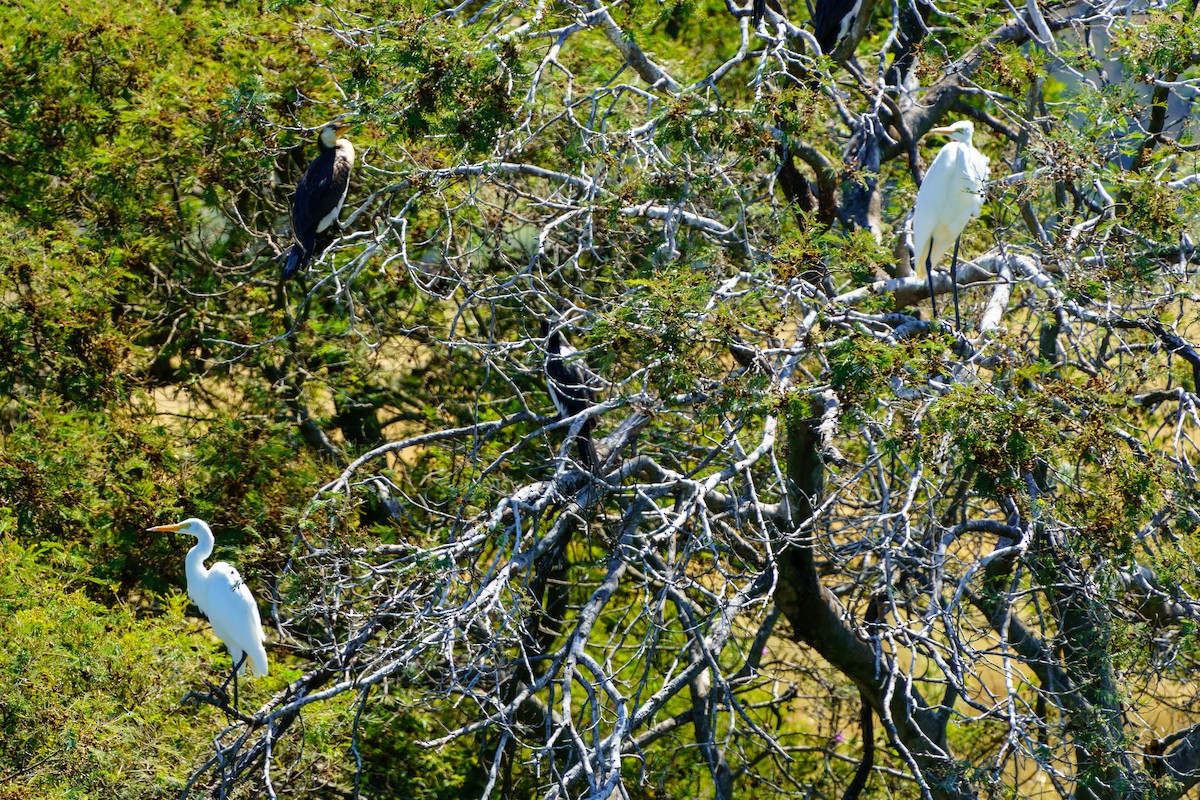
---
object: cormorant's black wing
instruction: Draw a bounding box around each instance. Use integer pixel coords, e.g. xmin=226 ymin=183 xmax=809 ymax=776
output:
xmin=546 ymin=357 xmax=595 ymax=417
xmin=291 ymin=149 xmax=338 ymax=242
xmin=544 ymin=331 xmax=601 ymax=471
xmin=812 ymin=0 xmax=861 ymax=54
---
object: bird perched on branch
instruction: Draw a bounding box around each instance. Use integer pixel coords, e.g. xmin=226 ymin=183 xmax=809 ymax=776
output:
xmin=284 ymin=119 xmax=355 ymax=280
xmin=911 ymin=120 xmax=990 ymax=331
xmin=811 ymin=0 xmax=870 ymax=53
xmin=147 ymin=518 xmax=268 ymax=709
xmin=751 ymin=0 xmax=769 ymax=27
xmin=751 ymin=0 xmax=874 ymax=56
xmin=542 ymin=320 xmax=600 ymax=472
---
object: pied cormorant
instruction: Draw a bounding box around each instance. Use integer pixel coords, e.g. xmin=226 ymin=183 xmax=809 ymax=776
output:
xmin=811 ymin=0 xmax=865 ymax=54
xmin=284 ymin=121 xmax=355 ymax=280
xmin=751 ymin=0 xmax=864 ymax=55
xmin=542 ymin=321 xmax=600 ymax=473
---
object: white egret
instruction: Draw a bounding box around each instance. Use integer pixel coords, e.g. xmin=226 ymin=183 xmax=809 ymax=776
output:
xmin=911 ymin=120 xmax=990 ymax=331
xmin=284 ymin=119 xmax=355 ymax=280
xmin=148 ymin=518 xmax=268 ymax=709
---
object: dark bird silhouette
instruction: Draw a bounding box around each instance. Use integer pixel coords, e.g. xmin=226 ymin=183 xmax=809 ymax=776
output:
xmin=752 ymin=0 xmax=769 ymax=27
xmin=284 ymin=120 xmax=355 ymax=280
xmin=811 ymin=0 xmax=865 ymax=54
xmin=751 ymin=0 xmax=865 ymax=55
xmin=542 ymin=321 xmax=599 ymax=472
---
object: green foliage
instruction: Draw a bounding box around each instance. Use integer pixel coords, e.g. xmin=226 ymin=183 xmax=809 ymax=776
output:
xmin=357 ymin=705 xmax=480 ymax=799
xmin=0 ymin=401 xmax=180 ymax=585
xmin=0 ymin=222 xmax=131 ymax=406
xmin=0 ymin=0 xmax=335 ymax=589
xmin=1 ymin=0 xmax=291 ymax=238
xmin=595 ymin=264 xmax=718 ymax=397
xmin=924 ymin=384 xmax=1059 ymax=496
xmin=828 ymin=335 xmax=904 ymax=409
xmin=767 ymin=220 xmax=827 ymax=279
xmin=0 ymin=540 xmax=213 ymax=798
xmin=1 ymin=0 xmax=1197 ymax=794
xmin=985 ymin=40 xmax=1046 ymax=95
xmin=0 ymin=539 xmax=404 ymax=799
xmin=827 ymin=228 xmax=893 ymax=288
xmin=327 ymin=19 xmax=519 ymax=156
xmin=1120 ymin=175 xmax=1183 ymax=240
xmin=1117 ymin=8 xmax=1200 ymax=80
xmin=0 ymin=389 xmax=324 ymax=593
xmin=767 ymin=86 xmax=829 ymax=143
xmin=828 ymin=333 xmax=948 ymax=412
xmin=1057 ymin=413 xmax=1168 ymax=551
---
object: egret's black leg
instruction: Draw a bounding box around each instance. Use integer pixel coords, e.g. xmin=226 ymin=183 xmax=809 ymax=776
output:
xmin=232 ymin=653 xmax=247 ymax=712
xmin=925 ymin=248 xmax=938 ymax=321
xmin=215 ymin=653 xmax=248 ymax=712
xmin=950 ymin=237 xmax=963 ymax=332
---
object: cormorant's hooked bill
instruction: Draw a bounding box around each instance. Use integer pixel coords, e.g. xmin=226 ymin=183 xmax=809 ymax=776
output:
xmin=284 ymin=119 xmax=356 ymax=280
xmin=542 ymin=320 xmax=600 ymax=473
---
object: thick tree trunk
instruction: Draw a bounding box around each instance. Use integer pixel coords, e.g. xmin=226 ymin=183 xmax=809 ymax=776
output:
xmin=841 ymin=120 xmax=883 ymax=240
xmin=1046 ymin=533 xmax=1153 ymax=800
xmin=773 ymin=406 xmax=977 ymax=800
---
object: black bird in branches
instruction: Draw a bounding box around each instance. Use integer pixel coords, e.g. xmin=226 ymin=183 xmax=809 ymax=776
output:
xmin=284 ymin=120 xmax=355 ymax=280
xmin=542 ymin=321 xmax=600 ymax=473
xmin=751 ymin=0 xmax=769 ymax=27
xmin=811 ymin=0 xmax=866 ymax=54
xmin=751 ymin=0 xmax=866 ymax=56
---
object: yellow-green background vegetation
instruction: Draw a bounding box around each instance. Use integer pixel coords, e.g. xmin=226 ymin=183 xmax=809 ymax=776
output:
xmin=3 ymin=0 xmax=1200 ymax=797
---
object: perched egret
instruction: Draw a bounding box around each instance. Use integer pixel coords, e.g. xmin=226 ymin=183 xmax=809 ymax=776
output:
xmin=148 ymin=518 xmax=268 ymax=709
xmin=911 ymin=120 xmax=990 ymax=331
xmin=284 ymin=120 xmax=355 ymax=280
xmin=541 ymin=321 xmax=600 ymax=472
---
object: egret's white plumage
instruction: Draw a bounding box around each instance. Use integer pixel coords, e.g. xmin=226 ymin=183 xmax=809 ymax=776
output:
xmin=149 ymin=518 xmax=268 ymax=679
xmin=911 ymin=120 xmax=990 ymax=327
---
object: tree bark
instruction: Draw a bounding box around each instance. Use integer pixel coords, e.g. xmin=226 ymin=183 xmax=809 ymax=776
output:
xmin=773 ymin=404 xmax=977 ymax=800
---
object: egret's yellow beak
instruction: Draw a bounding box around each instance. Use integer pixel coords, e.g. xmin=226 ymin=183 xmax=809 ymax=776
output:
xmin=147 ymin=522 xmax=185 ymax=533
xmin=928 ymin=126 xmax=958 ymax=137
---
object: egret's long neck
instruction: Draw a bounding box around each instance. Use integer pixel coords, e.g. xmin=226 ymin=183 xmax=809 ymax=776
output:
xmin=184 ymin=530 xmax=214 ymax=604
